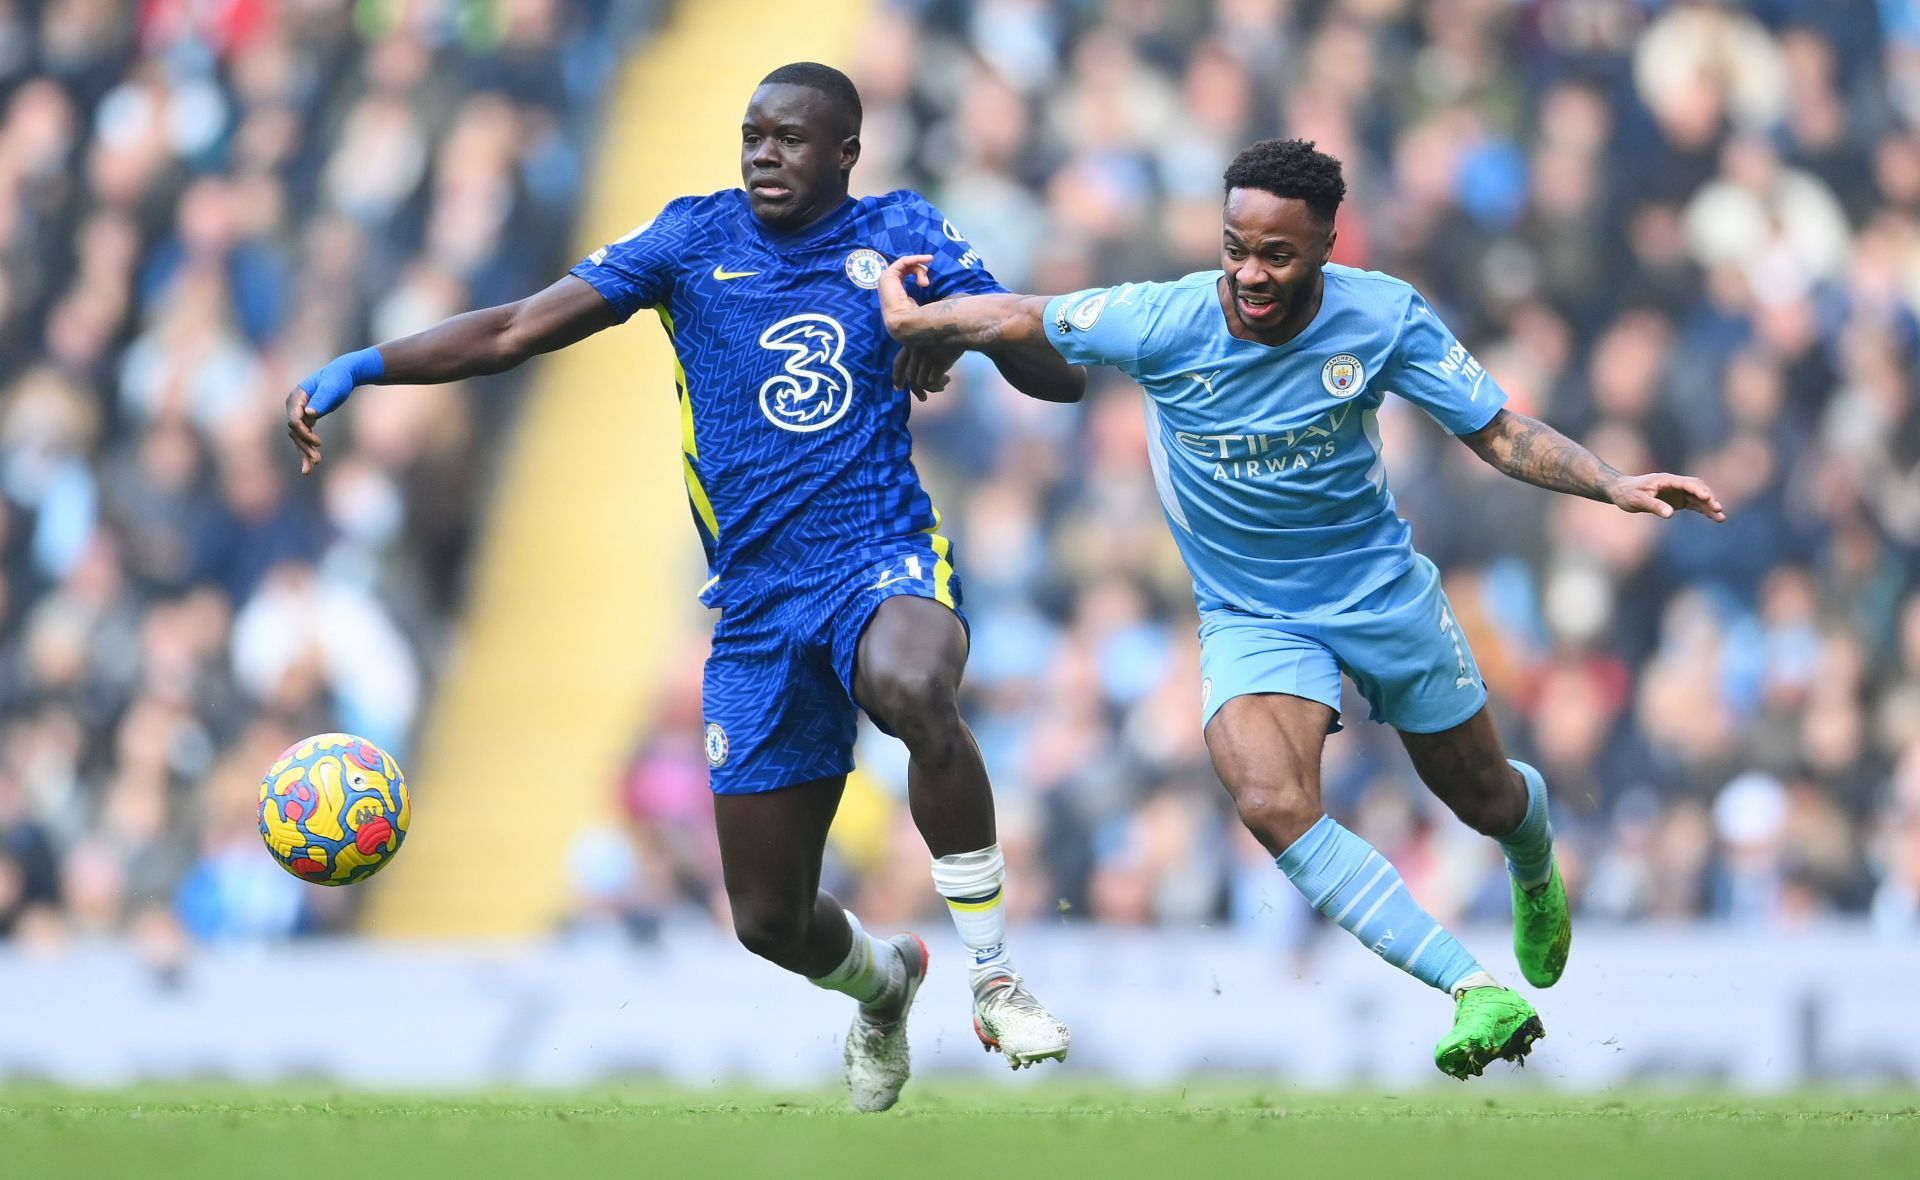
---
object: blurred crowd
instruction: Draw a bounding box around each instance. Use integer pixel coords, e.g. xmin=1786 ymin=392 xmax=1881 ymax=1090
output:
xmin=5 ymin=0 xmax=1918 ymax=956
xmin=0 ymin=0 xmax=653 ymax=948
xmin=592 ymin=0 xmax=1920 ymax=949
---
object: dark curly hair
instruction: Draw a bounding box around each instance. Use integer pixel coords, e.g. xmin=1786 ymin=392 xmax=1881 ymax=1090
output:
xmin=1223 ymin=138 xmax=1347 ymax=227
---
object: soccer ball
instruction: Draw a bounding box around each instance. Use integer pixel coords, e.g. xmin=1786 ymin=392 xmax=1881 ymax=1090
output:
xmin=258 ymin=733 xmax=411 ymax=885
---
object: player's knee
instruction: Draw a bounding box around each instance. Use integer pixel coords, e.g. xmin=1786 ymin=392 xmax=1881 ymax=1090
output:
xmin=865 ymin=663 xmax=959 ymax=736
xmin=731 ymin=902 xmax=809 ymax=967
xmin=1231 ymin=782 xmax=1319 ymax=853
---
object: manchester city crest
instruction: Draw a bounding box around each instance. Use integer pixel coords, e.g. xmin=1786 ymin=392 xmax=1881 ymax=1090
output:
xmin=845 ymin=248 xmax=887 ymax=289
xmin=1321 ymin=353 xmax=1365 ymax=399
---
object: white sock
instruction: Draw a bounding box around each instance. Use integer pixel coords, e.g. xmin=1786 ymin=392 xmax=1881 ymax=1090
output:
xmin=1451 ymin=969 xmax=1501 ymax=998
xmin=808 ymin=911 xmax=902 ymax=1009
xmin=931 ymin=845 xmax=1014 ymax=990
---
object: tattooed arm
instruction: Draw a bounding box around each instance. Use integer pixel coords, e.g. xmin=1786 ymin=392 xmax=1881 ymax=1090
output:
xmin=1460 ymin=409 xmax=1727 ymax=521
xmin=878 ymin=255 xmax=1086 ymax=403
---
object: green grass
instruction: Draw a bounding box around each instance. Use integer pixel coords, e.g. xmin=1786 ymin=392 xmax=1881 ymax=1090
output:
xmin=1 ymin=1086 xmax=1916 ymax=1178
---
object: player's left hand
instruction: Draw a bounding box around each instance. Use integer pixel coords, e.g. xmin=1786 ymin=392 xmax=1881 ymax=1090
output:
xmin=1606 ymin=473 xmax=1726 ymax=522
xmin=893 ymin=344 xmax=962 ymax=400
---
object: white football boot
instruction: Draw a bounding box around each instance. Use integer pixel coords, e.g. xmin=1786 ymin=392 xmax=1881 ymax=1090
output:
xmin=844 ymin=933 xmax=929 ymax=1112
xmin=972 ymin=972 xmax=1071 ymax=1069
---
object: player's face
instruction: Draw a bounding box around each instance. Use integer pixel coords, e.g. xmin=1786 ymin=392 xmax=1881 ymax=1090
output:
xmin=1220 ymin=188 xmax=1335 ymax=341
xmin=741 ymin=84 xmax=859 ymax=231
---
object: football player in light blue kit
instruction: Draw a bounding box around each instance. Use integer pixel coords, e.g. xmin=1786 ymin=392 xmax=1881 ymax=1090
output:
xmin=879 ymin=138 xmax=1726 ymax=1079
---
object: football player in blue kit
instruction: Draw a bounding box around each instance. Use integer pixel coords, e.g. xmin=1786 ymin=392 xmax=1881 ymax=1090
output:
xmin=877 ymin=138 xmax=1726 ymax=1080
xmin=285 ymin=63 xmax=1083 ymax=1111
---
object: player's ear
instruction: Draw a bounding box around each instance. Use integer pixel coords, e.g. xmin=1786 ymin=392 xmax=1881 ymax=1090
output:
xmin=839 ymin=134 xmax=861 ymax=175
xmin=1322 ymin=225 xmax=1337 ymax=264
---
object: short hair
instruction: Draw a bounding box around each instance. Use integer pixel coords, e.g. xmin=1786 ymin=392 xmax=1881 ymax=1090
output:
xmin=759 ymin=62 xmax=862 ymax=135
xmin=1223 ymin=138 xmax=1347 ymax=226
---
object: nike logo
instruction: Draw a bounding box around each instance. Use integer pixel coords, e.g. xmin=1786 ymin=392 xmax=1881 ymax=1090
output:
xmin=871 ymin=572 xmax=917 ymax=591
xmin=712 ymin=265 xmax=759 ymax=281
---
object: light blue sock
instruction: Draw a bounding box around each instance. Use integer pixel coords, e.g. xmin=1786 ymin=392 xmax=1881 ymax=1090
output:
xmin=1500 ymin=760 xmax=1555 ymax=891
xmin=1276 ymin=815 xmax=1484 ymax=994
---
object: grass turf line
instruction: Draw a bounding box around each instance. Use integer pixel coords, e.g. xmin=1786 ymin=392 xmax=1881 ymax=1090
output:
xmin=1 ymin=1088 xmax=1916 ymax=1179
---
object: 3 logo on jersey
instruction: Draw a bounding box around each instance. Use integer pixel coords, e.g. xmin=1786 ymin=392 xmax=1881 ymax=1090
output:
xmin=758 ymin=314 xmax=855 ymax=432
xmin=753 ymin=232 xmax=974 ymax=431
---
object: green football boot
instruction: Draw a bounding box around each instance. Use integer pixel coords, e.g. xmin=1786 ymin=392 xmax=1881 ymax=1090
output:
xmin=1434 ymin=986 xmax=1545 ymax=1080
xmin=1511 ymin=861 xmax=1572 ymax=988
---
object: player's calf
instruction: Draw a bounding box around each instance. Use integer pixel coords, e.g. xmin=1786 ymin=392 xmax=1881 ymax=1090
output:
xmin=731 ymin=892 xmax=842 ymax=977
xmin=1276 ymin=814 xmax=1490 ymax=993
xmin=730 ymin=906 xmax=807 ymax=971
xmin=1402 ymin=718 xmax=1572 ymax=988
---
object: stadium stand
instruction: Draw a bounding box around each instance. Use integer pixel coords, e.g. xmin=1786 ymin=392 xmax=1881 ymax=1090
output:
xmin=4 ymin=0 xmax=1919 ymax=954
xmin=0 ymin=0 xmax=662 ymax=944
xmin=600 ymin=0 xmax=1920 ymax=946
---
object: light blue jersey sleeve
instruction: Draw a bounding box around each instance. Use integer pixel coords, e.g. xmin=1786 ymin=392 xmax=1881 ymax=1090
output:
xmin=1041 ymin=282 xmax=1165 ymax=376
xmin=569 ymin=197 xmax=697 ymax=321
xmin=1379 ymin=291 xmax=1506 ymax=435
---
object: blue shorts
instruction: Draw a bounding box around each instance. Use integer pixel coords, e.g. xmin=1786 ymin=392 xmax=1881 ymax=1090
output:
xmin=702 ymin=537 xmax=966 ymax=795
xmin=1198 ymin=554 xmax=1485 ymax=735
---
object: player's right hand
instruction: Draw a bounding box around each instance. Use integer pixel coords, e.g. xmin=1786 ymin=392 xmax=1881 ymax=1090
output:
xmin=1606 ymin=471 xmax=1726 ymax=521
xmin=286 ymin=387 xmax=323 ymax=475
xmin=287 ymin=346 xmax=385 ymax=475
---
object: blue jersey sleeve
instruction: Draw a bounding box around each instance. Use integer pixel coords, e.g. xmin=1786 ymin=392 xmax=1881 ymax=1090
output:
xmin=1381 ymin=291 xmax=1506 ymax=435
xmin=569 ymin=198 xmax=695 ymax=321
xmin=1041 ymin=283 xmax=1162 ymax=375
xmin=893 ymin=194 xmax=1006 ymax=302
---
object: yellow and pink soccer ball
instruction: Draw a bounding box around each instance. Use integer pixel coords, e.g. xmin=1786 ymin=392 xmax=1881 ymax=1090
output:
xmin=258 ymin=733 xmax=410 ymax=885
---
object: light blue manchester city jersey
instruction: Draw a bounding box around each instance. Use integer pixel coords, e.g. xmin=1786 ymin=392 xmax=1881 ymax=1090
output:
xmin=1043 ymin=265 xmax=1506 ymax=619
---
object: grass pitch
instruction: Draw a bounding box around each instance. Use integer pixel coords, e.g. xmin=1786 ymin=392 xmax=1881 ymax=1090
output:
xmin=2 ymin=1087 xmax=1915 ymax=1178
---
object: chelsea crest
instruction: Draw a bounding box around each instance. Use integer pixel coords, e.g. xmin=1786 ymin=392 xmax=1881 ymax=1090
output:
xmin=845 ymin=248 xmax=887 ymax=289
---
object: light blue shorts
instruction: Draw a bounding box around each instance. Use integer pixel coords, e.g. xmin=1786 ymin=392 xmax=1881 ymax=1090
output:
xmin=1198 ymin=555 xmax=1486 ymax=735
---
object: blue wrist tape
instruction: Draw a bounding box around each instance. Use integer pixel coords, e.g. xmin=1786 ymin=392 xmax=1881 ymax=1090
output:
xmin=299 ymin=346 xmax=386 ymax=417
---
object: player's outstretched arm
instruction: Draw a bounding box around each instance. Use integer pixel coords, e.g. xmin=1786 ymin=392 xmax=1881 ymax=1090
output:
xmin=285 ymin=275 xmax=619 ymax=474
xmin=878 ymin=255 xmax=1085 ymax=403
xmin=1461 ymin=409 xmax=1727 ymax=521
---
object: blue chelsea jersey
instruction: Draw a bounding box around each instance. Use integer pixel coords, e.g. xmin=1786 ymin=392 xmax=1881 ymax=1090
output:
xmin=570 ymin=188 xmax=1004 ymax=604
xmin=1042 ymin=265 xmax=1507 ymax=619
